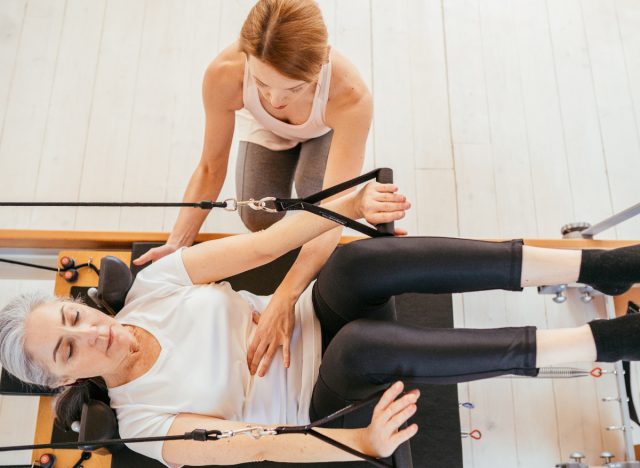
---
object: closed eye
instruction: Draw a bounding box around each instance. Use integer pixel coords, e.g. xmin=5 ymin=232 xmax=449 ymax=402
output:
xmin=67 ymin=310 xmax=79 ymax=361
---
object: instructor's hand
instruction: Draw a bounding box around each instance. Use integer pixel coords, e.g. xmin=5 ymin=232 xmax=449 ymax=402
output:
xmin=363 ymin=381 xmax=420 ymax=459
xmin=133 ymin=243 xmax=180 ymax=266
xmin=247 ymin=293 xmax=295 ymax=377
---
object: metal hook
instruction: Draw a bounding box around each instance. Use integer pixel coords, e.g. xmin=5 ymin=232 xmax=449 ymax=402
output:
xmin=216 ymin=426 xmax=278 ymax=440
xmin=222 ymin=197 xmax=277 ymax=212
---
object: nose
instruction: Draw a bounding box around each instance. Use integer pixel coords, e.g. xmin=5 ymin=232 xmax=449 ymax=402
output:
xmin=269 ymin=91 xmax=287 ymax=108
xmin=67 ymin=323 xmax=109 ymax=347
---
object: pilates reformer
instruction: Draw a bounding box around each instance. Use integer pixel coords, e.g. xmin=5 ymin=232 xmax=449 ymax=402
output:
xmin=0 ymin=168 xmax=424 ymax=468
xmin=1 ymin=174 xmax=639 ymax=467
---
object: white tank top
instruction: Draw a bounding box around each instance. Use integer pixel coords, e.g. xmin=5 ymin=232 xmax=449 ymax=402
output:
xmin=237 ymin=52 xmax=333 ymax=150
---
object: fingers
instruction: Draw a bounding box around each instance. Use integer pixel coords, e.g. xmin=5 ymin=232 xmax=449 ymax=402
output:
xmin=386 ymin=389 xmax=420 ymax=420
xmin=387 ymin=398 xmax=418 ymax=430
xmin=375 ymin=383 xmax=420 ymax=430
xmin=368 ymin=210 xmax=406 ymax=226
xmin=373 ymin=183 xmax=399 ymax=194
xmin=257 ymin=343 xmax=278 ymax=377
xmin=374 ymin=381 xmax=405 ymax=415
xmin=283 ymin=340 xmax=290 ymax=369
xmin=374 ymin=192 xmax=406 ymax=204
xmin=132 ymin=251 xmax=152 ymax=265
xmin=132 ymin=244 xmax=176 ymax=265
xmin=247 ymin=338 xmax=266 ymax=375
xmin=390 ymin=423 xmax=419 ymax=447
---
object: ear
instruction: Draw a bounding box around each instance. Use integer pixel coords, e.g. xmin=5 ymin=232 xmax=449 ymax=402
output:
xmin=58 ymin=377 xmax=76 ymax=387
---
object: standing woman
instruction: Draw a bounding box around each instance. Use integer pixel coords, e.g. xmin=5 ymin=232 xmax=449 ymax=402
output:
xmin=134 ymin=0 xmax=373 ymax=377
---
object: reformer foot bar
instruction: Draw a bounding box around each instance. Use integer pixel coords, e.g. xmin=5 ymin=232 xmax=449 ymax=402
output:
xmin=0 ymin=168 xmax=396 ymax=238
xmin=0 ymin=390 xmax=397 ymax=468
xmin=541 ymin=200 xmax=640 ymax=465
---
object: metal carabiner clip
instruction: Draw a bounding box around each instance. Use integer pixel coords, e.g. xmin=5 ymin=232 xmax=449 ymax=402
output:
xmin=222 ymin=197 xmax=277 ymax=213
xmin=217 ymin=426 xmax=278 ymax=440
xmin=247 ymin=197 xmax=277 ymax=212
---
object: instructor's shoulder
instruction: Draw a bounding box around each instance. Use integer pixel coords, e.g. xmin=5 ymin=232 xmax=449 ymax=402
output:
xmin=326 ymin=49 xmax=372 ymax=124
xmin=202 ymin=42 xmax=245 ymax=111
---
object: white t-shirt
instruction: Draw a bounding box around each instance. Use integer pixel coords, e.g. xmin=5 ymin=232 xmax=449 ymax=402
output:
xmin=107 ymin=249 xmax=322 ymax=466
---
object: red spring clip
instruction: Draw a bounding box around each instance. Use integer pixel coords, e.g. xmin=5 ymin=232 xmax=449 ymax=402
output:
xmin=462 ymin=429 xmax=482 ymax=440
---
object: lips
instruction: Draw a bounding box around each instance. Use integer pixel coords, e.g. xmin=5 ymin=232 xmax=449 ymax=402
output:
xmin=107 ymin=327 xmax=113 ymax=352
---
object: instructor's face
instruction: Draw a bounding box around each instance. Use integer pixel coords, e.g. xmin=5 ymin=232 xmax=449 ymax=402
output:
xmin=248 ymin=56 xmax=313 ymax=110
xmin=23 ymin=301 xmax=138 ymax=386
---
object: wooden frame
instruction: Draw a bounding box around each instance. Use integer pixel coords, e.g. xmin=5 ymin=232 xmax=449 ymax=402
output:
xmin=0 ymin=228 xmax=638 ymax=251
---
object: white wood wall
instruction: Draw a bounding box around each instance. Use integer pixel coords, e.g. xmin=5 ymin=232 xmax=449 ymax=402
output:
xmin=0 ymin=0 xmax=639 ymax=466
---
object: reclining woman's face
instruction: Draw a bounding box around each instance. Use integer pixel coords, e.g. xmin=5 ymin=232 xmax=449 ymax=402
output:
xmin=23 ymin=301 xmax=138 ymax=387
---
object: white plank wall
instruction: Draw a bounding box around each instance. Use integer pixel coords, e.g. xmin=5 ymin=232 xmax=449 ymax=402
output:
xmin=0 ymin=1 xmax=639 ymax=466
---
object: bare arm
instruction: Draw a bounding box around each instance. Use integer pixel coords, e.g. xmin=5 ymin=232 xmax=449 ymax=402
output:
xmin=181 ymin=181 xmax=409 ymax=284
xmin=162 ymin=382 xmax=419 ymax=466
xmin=134 ymin=48 xmax=244 ymax=264
xmin=266 ymin=81 xmax=373 ymax=309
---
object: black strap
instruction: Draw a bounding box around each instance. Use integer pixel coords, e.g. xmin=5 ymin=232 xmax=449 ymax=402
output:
xmin=0 ymin=168 xmax=395 ymax=238
xmin=0 ymin=201 xmax=227 ymax=209
xmin=273 ymin=168 xmax=395 ymax=237
xmin=0 ymin=258 xmax=99 ymax=274
xmin=0 ymin=389 xmax=395 ymax=467
xmin=274 ymin=390 xmax=393 ymax=467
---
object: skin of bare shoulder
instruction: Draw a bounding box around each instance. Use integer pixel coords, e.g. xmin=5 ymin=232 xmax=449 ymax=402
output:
xmin=324 ymin=48 xmax=373 ymax=126
xmin=202 ymin=41 xmax=246 ymax=112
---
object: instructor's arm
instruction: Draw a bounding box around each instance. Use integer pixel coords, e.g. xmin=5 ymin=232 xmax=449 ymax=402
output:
xmin=134 ymin=49 xmax=244 ymax=265
xmin=247 ymin=52 xmax=374 ymax=376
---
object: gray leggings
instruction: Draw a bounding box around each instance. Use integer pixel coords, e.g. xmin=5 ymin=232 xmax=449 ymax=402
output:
xmin=235 ymin=131 xmax=333 ymax=232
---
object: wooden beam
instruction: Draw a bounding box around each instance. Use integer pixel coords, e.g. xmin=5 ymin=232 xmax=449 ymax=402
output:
xmin=0 ymin=229 xmax=367 ymax=249
xmin=0 ymin=230 xmax=232 ymax=250
xmin=0 ymin=229 xmax=638 ymax=251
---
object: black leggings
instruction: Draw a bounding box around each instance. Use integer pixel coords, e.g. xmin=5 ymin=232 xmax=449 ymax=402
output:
xmin=309 ymin=237 xmax=538 ymax=426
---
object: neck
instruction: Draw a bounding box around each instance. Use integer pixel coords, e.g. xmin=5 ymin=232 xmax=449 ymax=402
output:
xmin=103 ymin=325 xmax=143 ymax=388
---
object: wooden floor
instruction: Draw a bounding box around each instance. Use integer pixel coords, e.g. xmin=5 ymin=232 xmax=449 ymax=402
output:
xmin=0 ymin=0 xmax=639 ymax=466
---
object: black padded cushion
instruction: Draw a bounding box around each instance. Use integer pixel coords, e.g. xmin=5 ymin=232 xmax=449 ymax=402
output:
xmin=79 ymin=400 xmax=123 ymax=453
xmin=97 ymin=256 xmax=133 ymax=313
xmin=0 ymin=368 xmax=56 ymax=395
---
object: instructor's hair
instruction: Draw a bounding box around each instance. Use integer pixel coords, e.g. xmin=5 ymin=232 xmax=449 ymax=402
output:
xmin=239 ymin=0 xmax=328 ymax=82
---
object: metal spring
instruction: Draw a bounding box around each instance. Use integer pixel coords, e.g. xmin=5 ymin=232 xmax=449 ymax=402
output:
xmin=536 ymin=367 xmax=592 ymax=378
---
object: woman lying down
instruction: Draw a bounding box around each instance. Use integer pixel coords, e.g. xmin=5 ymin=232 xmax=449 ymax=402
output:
xmin=1 ymin=181 xmax=639 ymax=467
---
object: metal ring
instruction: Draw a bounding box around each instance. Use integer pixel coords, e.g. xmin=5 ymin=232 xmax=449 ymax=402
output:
xmin=223 ymin=198 xmax=238 ymax=211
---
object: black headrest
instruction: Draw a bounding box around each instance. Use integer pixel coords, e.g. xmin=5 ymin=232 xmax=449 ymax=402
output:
xmin=96 ymin=256 xmax=133 ymax=314
xmin=79 ymin=400 xmax=123 ymax=453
